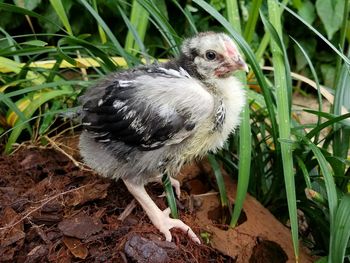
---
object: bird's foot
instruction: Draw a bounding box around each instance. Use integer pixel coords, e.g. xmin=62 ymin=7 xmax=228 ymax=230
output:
xmin=155 ymin=207 xmax=201 ymax=244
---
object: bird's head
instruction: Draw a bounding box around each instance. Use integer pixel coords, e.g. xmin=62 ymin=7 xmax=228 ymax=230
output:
xmin=180 ymin=32 xmax=248 ymax=79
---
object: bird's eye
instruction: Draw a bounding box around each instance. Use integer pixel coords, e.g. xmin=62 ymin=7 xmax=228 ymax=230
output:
xmin=205 ymin=51 xmax=217 ymax=60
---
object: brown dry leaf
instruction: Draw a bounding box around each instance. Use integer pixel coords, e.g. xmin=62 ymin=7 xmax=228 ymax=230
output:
xmin=62 ymin=236 xmax=88 ymax=259
xmin=58 ymin=215 xmax=103 ymax=239
xmin=64 ymin=182 xmax=110 ymax=206
xmin=0 ymin=207 xmax=25 ymax=247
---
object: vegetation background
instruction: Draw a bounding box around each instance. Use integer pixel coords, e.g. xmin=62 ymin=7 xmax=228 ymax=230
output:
xmin=0 ymin=0 xmax=349 ymax=262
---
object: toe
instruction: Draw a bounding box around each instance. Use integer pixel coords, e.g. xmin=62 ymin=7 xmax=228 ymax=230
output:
xmin=163 ymin=207 xmax=171 ymax=216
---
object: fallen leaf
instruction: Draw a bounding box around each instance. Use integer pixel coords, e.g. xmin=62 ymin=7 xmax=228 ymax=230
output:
xmin=0 ymin=207 xmax=25 ymax=247
xmin=62 ymin=236 xmax=89 ymax=259
xmin=58 ymin=215 xmax=103 ymax=239
xmin=64 ymin=182 xmax=110 ymax=206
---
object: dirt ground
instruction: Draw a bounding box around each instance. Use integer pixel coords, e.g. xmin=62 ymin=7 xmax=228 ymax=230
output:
xmin=0 ymin=136 xmax=315 ymax=263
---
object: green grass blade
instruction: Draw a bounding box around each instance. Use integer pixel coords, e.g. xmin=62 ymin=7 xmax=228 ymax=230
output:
xmin=243 ymin=0 xmax=263 ymax=43
xmin=300 ymin=137 xmax=338 ymax=263
xmin=266 ymin=0 xmax=298 ymax=259
xmin=92 ymin=0 xmax=107 ymax=44
xmin=230 ymin=104 xmax=251 ymax=227
xmin=162 ymin=174 xmax=178 ymax=219
xmin=124 ymin=0 xmax=149 ymax=56
xmin=305 ymin=113 xmax=350 ymax=140
xmin=208 ymin=154 xmax=229 ymax=208
xmin=225 ymin=0 xmax=241 ymax=32
xmin=226 ymin=0 xmax=251 ymax=229
xmin=333 ymin=0 xmax=349 ymax=85
xmin=49 ymin=0 xmax=73 ymax=36
xmin=330 ymin=194 xmax=350 ymax=263
xmin=332 ymin=61 xmax=350 ymax=187
xmin=295 ymin=156 xmax=312 ymax=189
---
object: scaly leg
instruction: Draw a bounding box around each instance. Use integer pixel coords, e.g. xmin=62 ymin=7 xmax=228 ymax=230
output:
xmin=123 ymin=179 xmax=200 ymax=243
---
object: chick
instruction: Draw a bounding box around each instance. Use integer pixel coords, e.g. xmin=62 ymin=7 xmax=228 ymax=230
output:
xmin=79 ymin=32 xmax=247 ymax=243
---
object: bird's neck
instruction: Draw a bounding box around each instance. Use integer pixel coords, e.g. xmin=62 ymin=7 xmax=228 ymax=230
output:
xmin=172 ymin=54 xmax=206 ymax=81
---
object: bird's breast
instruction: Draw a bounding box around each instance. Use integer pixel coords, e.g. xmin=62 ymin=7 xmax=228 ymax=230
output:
xmin=181 ymin=76 xmax=245 ymax=159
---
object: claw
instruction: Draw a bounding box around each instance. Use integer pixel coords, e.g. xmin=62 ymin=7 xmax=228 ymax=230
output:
xmin=157 ymin=207 xmax=200 ymax=243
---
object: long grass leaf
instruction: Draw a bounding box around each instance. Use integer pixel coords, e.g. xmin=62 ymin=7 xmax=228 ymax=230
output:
xmin=330 ymin=194 xmax=350 ymax=263
xmin=266 ymin=0 xmax=298 ymax=259
xmin=92 ymin=0 xmax=107 ymax=44
xmin=225 ymin=0 xmax=251 ymax=229
xmin=208 ymin=154 xmax=229 ymax=208
xmin=332 ymin=61 xmax=350 ymax=186
xmin=124 ymin=0 xmax=149 ymax=56
xmin=162 ymin=174 xmax=178 ymax=219
xmin=306 ymin=113 xmax=350 ymax=140
xmin=243 ymin=0 xmax=263 ymax=43
xmin=49 ymin=0 xmax=73 ymax=36
xmin=300 ymin=137 xmax=338 ymax=263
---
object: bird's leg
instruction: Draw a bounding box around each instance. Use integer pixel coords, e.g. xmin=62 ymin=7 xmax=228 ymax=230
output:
xmin=123 ymin=179 xmax=200 ymax=244
xmin=149 ymin=175 xmax=181 ymax=198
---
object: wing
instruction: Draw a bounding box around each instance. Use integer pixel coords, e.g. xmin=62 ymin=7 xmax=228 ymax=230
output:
xmin=80 ymin=66 xmax=214 ymax=151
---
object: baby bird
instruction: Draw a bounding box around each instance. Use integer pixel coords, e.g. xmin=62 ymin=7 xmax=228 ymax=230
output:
xmin=79 ymin=32 xmax=247 ymax=243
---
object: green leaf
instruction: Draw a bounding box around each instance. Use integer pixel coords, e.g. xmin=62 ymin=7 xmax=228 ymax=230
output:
xmin=265 ymin=1 xmax=298 ymax=259
xmin=162 ymin=174 xmax=178 ymax=219
xmin=49 ymin=0 xmax=73 ymax=36
xmin=329 ymin=194 xmax=350 ymax=263
xmin=13 ymin=0 xmax=41 ymax=11
xmin=208 ymin=154 xmax=229 ymax=208
xmin=119 ymin=2 xmax=148 ymax=58
xmin=316 ymin=0 xmax=345 ymax=39
xmin=298 ymin=0 xmax=316 ymax=25
xmin=293 ymin=39 xmax=316 ymax=71
xmin=21 ymin=40 xmax=48 ymax=47
xmin=320 ymin=64 xmax=336 ymax=87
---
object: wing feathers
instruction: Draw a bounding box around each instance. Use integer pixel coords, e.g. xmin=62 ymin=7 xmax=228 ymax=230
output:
xmin=81 ymin=66 xmax=213 ymax=150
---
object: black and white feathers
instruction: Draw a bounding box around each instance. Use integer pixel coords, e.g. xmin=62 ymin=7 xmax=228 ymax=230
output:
xmin=81 ymin=66 xmax=197 ymax=151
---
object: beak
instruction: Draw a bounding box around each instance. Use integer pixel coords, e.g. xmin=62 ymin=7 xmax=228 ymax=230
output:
xmin=237 ymin=57 xmax=249 ymax=73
